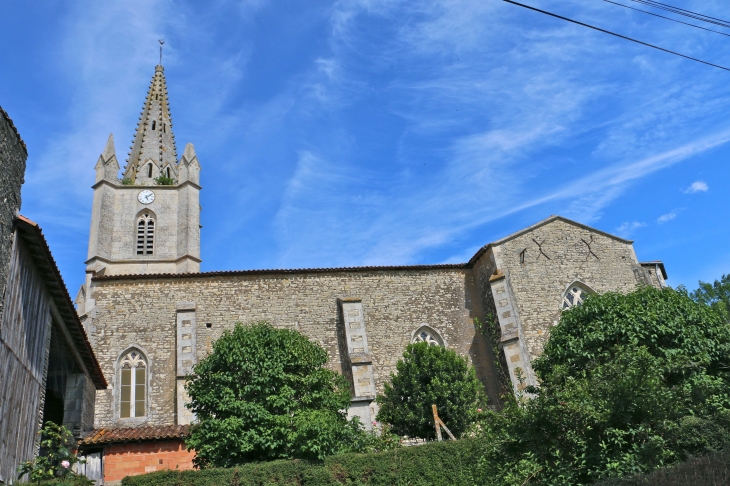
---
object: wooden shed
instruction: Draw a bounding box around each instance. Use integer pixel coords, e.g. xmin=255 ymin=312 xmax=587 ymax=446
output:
xmin=0 ymin=216 xmax=107 ymax=484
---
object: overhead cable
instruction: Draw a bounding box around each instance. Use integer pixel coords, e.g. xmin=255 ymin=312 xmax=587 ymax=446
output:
xmin=502 ymin=0 xmax=730 ymax=72
xmin=602 ymin=0 xmax=730 ymax=37
xmin=627 ymin=0 xmax=730 ymax=29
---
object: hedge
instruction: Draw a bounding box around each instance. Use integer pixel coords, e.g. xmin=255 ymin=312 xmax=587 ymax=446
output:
xmin=121 ymin=439 xmax=479 ymax=486
xmin=595 ymin=448 xmax=730 ymax=486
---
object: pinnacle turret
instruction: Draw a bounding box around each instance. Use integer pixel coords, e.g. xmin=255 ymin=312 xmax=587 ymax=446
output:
xmin=123 ymin=65 xmax=178 ymax=184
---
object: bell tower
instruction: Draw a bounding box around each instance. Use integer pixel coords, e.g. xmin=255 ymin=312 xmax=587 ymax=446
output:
xmin=83 ymin=64 xmax=202 ymax=291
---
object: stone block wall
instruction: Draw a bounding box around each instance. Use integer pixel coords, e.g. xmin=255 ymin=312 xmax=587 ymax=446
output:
xmin=492 ymin=219 xmax=642 ymax=363
xmin=0 ymin=107 xmax=27 ymax=310
xmin=102 ymin=440 xmax=194 ymax=484
xmin=88 ymin=267 xmax=494 ymax=428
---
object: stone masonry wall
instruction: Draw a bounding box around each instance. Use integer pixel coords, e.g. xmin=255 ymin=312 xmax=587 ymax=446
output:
xmin=493 ymin=219 xmax=643 ymax=362
xmin=89 ymin=268 xmax=494 ymax=428
xmin=0 ymin=107 xmax=27 ymax=311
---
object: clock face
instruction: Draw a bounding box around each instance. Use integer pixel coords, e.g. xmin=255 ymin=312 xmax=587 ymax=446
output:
xmin=138 ymin=190 xmax=155 ymax=204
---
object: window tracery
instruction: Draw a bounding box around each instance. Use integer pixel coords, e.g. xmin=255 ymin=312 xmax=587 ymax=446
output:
xmin=119 ymin=350 xmax=147 ymax=418
xmin=411 ymin=326 xmax=444 ymax=347
xmin=562 ymin=283 xmax=593 ymax=309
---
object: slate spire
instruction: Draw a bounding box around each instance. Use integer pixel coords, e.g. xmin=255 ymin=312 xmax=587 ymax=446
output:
xmin=123 ymin=65 xmax=178 ymax=184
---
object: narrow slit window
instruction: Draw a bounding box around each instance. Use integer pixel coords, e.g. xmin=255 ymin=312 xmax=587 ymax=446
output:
xmin=136 ymin=214 xmax=155 ymax=255
xmin=120 ymin=350 xmax=147 ymax=419
xmin=151 ymin=120 xmax=156 ymax=130
xmin=148 ymin=164 xmax=153 ymax=178
xmin=165 ymin=167 xmax=170 ymax=178
xmin=163 ymin=124 xmax=166 ymax=133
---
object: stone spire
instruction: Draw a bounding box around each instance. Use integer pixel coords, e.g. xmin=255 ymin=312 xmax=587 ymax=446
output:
xmin=95 ymin=133 xmax=120 ymax=183
xmin=123 ymin=65 xmax=178 ymax=184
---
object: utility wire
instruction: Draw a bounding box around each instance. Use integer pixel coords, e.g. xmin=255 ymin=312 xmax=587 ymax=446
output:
xmin=627 ymin=0 xmax=730 ymax=29
xmin=603 ymin=0 xmax=730 ymax=37
xmin=630 ymin=0 xmax=730 ymax=26
xmin=502 ymin=0 xmax=730 ymax=72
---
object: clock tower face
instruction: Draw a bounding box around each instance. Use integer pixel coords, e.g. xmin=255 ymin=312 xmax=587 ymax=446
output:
xmin=138 ymin=190 xmax=155 ymax=204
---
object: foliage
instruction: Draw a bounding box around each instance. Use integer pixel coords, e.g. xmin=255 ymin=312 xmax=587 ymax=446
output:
xmin=595 ymin=447 xmax=730 ymax=486
xmin=185 ymin=322 xmax=368 ymax=468
xmin=121 ymin=439 xmax=480 ymax=486
xmin=18 ymin=422 xmax=91 ymax=485
xmin=687 ymin=274 xmax=730 ymax=322
xmin=376 ymin=342 xmax=485 ymax=440
xmin=120 ymin=177 xmax=133 ymax=185
xmin=154 ymin=175 xmax=175 ymax=185
xmin=474 ymin=286 xmax=730 ymax=485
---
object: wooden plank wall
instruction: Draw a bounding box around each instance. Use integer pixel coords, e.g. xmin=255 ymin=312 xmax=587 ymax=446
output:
xmin=0 ymin=233 xmax=52 ymax=484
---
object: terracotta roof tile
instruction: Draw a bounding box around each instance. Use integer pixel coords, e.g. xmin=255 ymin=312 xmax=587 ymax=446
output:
xmin=80 ymin=425 xmax=190 ymax=446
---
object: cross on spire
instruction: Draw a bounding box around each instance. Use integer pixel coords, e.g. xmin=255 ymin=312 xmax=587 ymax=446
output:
xmin=158 ymin=39 xmax=165 ymax=66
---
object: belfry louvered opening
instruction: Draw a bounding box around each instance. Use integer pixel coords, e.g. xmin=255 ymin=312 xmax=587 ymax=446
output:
xmin=136 ymin=214 xmax=155 ymax=255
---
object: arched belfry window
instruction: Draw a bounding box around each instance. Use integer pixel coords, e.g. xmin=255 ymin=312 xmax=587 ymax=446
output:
xmin=151 ymin=120 xmax=156 ymax=130
xmin=562 ymin=282 xmax=594 ymax=309
xmin=136 ymin=213 xmax=155 ymax=255
xmin=119 ymin=349 xmax=147 ymax=418
xmin=411 ymin=326 xmax=445 ymax=347
xmin=147 ymin=163 xmax=153 ymax=178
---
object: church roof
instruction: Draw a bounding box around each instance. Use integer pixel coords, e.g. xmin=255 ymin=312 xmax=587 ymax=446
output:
xmin=16 ymin=216 xmax=107 ymax=389
xmin=124 ymin=65 xmax=178 ymax=181
xmin=90 ymin=215 xmax=641 ymax=283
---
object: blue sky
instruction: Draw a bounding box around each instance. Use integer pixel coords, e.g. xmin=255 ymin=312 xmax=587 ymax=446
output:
xmin=1 ymin=0 xmax=729 ymax=296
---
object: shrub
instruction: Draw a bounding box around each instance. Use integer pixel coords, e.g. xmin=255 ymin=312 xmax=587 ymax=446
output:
xmin=475 ymin=286 xmax=730 ymax=485
xmin=376 ymin=342 xmax=485 ymax=440
xmin=18 ymin=422 xmax=92 ymax=485
xmin=185 ymin=322 xmax=367 ymax=468
xmin=154 ymin=175 xmax=174 ymax=185
xmin=121 ymin=439 xmax=480 ymax=486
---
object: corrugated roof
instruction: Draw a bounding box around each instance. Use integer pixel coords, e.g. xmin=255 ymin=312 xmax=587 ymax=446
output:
xmin=79 ymin=425 xmax=190 ymax=446
xmin=16 ymin=216 xmax=107 ymax=389
xmin=0 ymin=106 xmax=28 ymax=155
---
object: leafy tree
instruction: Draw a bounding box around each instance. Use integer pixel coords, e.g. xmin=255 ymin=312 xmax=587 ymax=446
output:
xmin=185 ymin=322 xmax=366 ymax=468
xmin=18 ymin=422 xmax=92 ymax=485
xmin=689 ymin=274 xmax=730 ymax=322
xmin=476 ymin=286 xmax=730 ymax=485
xmin=376 ymin=342 xmax=485 ymax=440
xmin=154 ymin=175 xmax=175 ymax=185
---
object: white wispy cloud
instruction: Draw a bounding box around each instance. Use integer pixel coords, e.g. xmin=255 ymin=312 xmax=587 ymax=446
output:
xmin=684 ymin=181 xmax=709 ymax=194
xmin=616 ymin=221 xmax=646 ymax=238
xmin=658 ymin=212 xmax=678 ymax=224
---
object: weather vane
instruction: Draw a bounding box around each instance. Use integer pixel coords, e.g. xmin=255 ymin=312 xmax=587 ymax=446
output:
xmin=158 ymin=39 xmax=165 ymax=65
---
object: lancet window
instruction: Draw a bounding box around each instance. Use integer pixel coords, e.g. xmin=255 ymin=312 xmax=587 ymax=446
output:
xmin=562 ymin=283 xmax=593 ymax=309
xmin=119 ymin=350 xmax=147 ymax=418
xmin=136 ymin=214 xmax=155 ymax=255
xmin=411 ymin=326 xmax=444 ymax=347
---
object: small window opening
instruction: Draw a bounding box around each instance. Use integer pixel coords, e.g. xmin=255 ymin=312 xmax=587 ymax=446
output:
xmin=562 ymin=283 xmax=593 ymax=309
xmin=165 ymin=167 xmax=170 ymax=178
xmin=136 ymin=214 xmax=155 ymax=255
xmin=151 ymin=120 xmax=156 ymax=130
xmin=163 ymin=124 xmax=166 ymax=133
xmin=206 ymin=323 xmax=212 ymax=328
xmin=519 ymin=249 xmax=526 ymax=264
xmin=148 ymin=164 xmax=153 ymax=178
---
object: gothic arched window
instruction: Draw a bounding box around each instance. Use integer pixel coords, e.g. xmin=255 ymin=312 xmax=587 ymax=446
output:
xmin=119 ymin=349 xmax=147 ymax=418
xmin=562 ymin=282 xmax=593 ymax=309
xmin=136 ymin=214 xmax=155 ymax=255
xmin=411 ymin=326 xmax=445 ymax=347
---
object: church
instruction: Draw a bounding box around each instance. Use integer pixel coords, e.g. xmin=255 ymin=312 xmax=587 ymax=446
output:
xmin=73 ymin=64 xmax=668 ymax=483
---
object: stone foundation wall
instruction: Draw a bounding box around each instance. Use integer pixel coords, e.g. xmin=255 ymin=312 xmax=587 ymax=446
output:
xmin=103 ymin=440 xmax=194 ymax=484
xmin=89 ymin=267 xmax=494 ymax=428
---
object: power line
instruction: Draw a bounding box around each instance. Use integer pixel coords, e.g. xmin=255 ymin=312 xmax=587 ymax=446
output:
xmin=627 ymin=0 xmax=730 ymax=29
xmin=602 ymin=0 xmax=730 ymax=37
xmin=502 ymin=0 xmax=730 ymax=72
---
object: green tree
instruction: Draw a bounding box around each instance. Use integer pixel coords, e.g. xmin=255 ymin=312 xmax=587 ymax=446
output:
xmin=689 ymin=274 xmax=730 ymax=322
xmin=376 ymin=342 xmax=485 ymax=440
xmin=476 ymin=286 xmax=730 ymax=485
xmin=185 ymin=322 xmax=365 ymax=468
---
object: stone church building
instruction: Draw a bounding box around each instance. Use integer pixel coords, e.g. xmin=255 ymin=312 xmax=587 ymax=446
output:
xmin=72 ymin=65 xmax=668 ymax=483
